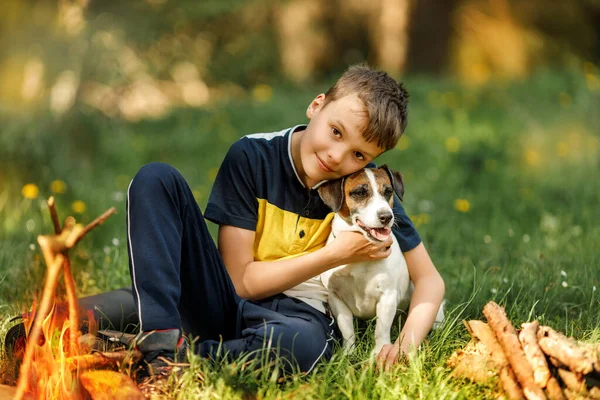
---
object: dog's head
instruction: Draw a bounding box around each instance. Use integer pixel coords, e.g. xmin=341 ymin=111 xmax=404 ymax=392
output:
xmin=317 ymin=165 xmax=404 ymax=243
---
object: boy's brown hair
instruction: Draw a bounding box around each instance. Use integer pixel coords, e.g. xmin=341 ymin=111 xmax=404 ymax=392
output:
xmin=323 ymin=64 xmax=409 ymax=150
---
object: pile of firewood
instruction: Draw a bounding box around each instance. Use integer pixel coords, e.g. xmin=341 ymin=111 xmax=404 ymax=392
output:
xmin=448 ymin=301 xmax=600 ymax=400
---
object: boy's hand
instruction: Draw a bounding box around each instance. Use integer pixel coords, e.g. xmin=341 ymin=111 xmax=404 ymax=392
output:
xmin=330 ymin=231 xmax=393 ymax=265
xmin=376 ymin=343 xmax=405 ymax=372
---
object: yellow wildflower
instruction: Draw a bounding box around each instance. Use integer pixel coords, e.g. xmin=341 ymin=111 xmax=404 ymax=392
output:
xmin=525 ymin=149 xmax=540 ymax=166
xmin=252 ymin=84 xmax=273 ymax=103
xmin=445 ymin=136 xmax=461 ymax=153
xmin=556 ymin=142 xmax=569 ymax=158
xmin=396 ymin=136 xmax=411 ymax=151
xmin=22 ymin=183 xmax=39 ymax=199
xmin=454 ymin=199 xmax=471 ymax=213
xmin=72 ymin=200 xmax=86 ymax=214
xmin=50 ymin=179 xmax=67 ymax=194
xmin=411 ymin=213 xmax=430 ymax=227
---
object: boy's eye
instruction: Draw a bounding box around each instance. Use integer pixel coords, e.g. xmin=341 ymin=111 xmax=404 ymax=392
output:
xmin=354 ymin=151 xmax=364 ymax=161
xmin=332 ymin=127 xmax=342 ymax=137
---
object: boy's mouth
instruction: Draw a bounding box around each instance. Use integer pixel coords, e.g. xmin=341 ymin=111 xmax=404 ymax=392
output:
xmin=316 ymin=155 xmax=334 ymax=172
xmin=356 ymin=219 xmax=392 ymax=242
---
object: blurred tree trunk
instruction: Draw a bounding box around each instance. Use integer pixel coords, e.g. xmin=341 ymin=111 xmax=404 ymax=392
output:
xmin=406 ymin=0 xmax=459 ymax=74
xmin=273 ymin=0 xmax=328 ymax=83
xmin=372 ymin=0 xmax=411 ymax=75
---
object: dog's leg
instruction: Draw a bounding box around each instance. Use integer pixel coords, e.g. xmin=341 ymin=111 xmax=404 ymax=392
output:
xmin=328 ymin=292 xmax=356 ymax=353
xmin=372 ymin=289 xmax=398 ymax=356
xmin=432 ymin=299 xmax=446 ymax=330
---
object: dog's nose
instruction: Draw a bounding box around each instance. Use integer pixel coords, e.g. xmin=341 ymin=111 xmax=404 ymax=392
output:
xmin=378 ymin=211 xmax=393 ymax=225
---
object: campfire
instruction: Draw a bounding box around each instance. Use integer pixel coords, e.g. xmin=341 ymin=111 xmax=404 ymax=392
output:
xmin=448 ymin=301 xmax=600 ymax=400
xmin=7 ymin=197 xmax=144 ymax=399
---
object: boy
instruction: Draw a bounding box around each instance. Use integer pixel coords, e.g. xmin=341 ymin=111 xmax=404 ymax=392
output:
xmin=122 ymin=64 xmax=445 ymax=376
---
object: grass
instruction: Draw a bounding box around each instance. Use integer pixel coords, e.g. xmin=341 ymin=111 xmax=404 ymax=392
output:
xmin=0 ymin=67 xmax=599 ymax=398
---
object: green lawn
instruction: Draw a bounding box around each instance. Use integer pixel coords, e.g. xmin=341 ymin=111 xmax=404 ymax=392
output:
xmin=1 ymin=68 xmax=599 ymax=398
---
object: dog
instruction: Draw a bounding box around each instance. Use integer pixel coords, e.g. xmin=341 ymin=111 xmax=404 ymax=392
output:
xmin=317 ymin=165 xmax=444 ymax=356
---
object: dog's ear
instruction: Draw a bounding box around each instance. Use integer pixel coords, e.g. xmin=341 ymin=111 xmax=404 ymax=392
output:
xmin=316 ymin=178 xmax=345 ymax=212
xmin=381 ymin=165 xmax=404 ymax=201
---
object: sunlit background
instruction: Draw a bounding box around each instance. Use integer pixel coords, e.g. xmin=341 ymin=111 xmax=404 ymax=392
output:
xmin=0 ymin=0 xmax=599 ymax=331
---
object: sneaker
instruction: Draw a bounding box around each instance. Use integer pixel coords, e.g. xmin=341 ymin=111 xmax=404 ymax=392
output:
xmin=134 ymin=329 xmax=188 ymax=379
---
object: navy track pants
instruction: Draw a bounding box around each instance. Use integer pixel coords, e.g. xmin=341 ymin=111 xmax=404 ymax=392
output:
xmin=81 ymin=162 xmax=338 ymax=373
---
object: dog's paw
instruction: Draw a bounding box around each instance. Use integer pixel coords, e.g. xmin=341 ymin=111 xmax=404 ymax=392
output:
xmin=342 ymin=340 xmax=357 ymax=355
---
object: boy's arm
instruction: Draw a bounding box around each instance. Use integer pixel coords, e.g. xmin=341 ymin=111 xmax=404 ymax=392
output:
xmin=218 ymin=225 xmax=393 ymax=300
xmin=377 ymin=242 xmax=445 ymax=369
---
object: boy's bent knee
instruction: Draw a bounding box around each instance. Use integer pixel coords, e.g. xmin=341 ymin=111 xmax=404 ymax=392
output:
xmin=269 ymin=319 xmax=332 ymax=373
xmin=134 ymin=162 xmax=181 ymax=183
xmin=129 ymin=163 xmax=186 ymax=194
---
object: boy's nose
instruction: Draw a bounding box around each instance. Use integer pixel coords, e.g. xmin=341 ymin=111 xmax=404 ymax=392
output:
xmin=327 ymin=150 xmax=343 ymax=166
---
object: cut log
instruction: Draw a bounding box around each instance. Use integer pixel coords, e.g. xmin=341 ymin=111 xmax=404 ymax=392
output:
xmin=546 ymin=376 xmax=565 ymax=400
xmin=469 ymin=320 xmax=524 ymax=400
xmin=483 ymin=301 xmax=547 ymax=400
xmin=558 ymin=369 xmax=587 ymax=395
xmin=448 ymin=340 xmax=497 ymax=383
xmin=519 ymin=321 xmax=552 ymax=388
xmin=538 ymin=326 xmax=596 ymax=376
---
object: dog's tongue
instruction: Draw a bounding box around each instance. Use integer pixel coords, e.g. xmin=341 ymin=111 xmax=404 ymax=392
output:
xmin=369 ymin=227 xmax=391 ymax=241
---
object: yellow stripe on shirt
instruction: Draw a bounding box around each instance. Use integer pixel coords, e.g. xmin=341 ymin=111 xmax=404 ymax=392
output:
xmin=254 ymin=198 xmax=334 ymax=261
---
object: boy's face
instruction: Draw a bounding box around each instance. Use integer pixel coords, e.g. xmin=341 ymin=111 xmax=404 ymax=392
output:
xmin=295 ymin=93 xmax=386 ymax=188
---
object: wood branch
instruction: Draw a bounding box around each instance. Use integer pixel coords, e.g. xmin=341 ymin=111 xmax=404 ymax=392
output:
xmin=483 ymin=302 xmax=547 ymax=400
xmin=538 ymin=326 xmax=596 ymax=376
xmin=16 ymin=205 xmax=118 ymax=400
xmin=62 ymin=256 xmax=80 ymax=357
xmin=66 ymin=207 xmax=116 ymax=248
xmin=469 ymin=320 xmax=524 ymax=400
xmin=15 ymin=254 xmax=65 ymax=400
xmin=47 ymin=197 xmax=62 ymax=234
xmin=546 ymin=376 xmax=565 ymax=400
xmin=519 ymin=321 xmax=552 ymax=388
xmin=46 ymin=198 xmax=80 ymax=357
xmin=65 ymin=350 xmax=143 ymax=371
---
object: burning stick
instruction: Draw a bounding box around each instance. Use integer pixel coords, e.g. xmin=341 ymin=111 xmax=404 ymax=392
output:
xmin=15 ymin=205 xmax=117 ymax=400
xmin=65 ymin=350 xmax=143 ymax=372
xmin=483 ymin=302 xmax=548 ymax=400
xmin=519 ymin=321 xmax=552 ymax=388
xmin=15 ymin=253 xmax=65 ymax=400
xmin=47 ymin=197 xmax=62 ymax=234
xmin=48 ymin=197 xmax=80 ymax=358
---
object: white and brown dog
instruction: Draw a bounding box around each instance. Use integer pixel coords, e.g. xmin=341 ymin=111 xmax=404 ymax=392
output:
xmin=317 ymin=165 xmax=443 ymax=355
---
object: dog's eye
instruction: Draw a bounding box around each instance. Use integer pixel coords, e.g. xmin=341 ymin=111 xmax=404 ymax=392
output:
xmin=349 ymin=187 xmax=369 ymax=198
xmin=383 ymin=186 xmax=393 ymax=199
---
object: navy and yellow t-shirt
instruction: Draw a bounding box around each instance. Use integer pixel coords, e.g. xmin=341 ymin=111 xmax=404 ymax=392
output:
xmin=204 ymin=125 xmax=421 ymax=311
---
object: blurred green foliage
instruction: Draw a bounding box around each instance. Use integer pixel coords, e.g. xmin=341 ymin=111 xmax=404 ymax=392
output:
xmin=1 ymin=68 xmax=598 ymax=323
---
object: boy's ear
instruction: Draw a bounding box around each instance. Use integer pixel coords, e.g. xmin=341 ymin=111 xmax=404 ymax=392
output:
xmin=306 ymin=93 xmax=326 ymax=119
xmin=381 ymin=165 xmax=404 ymax=201
xmin=317 ymin=177 xmax=345 ymax=212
